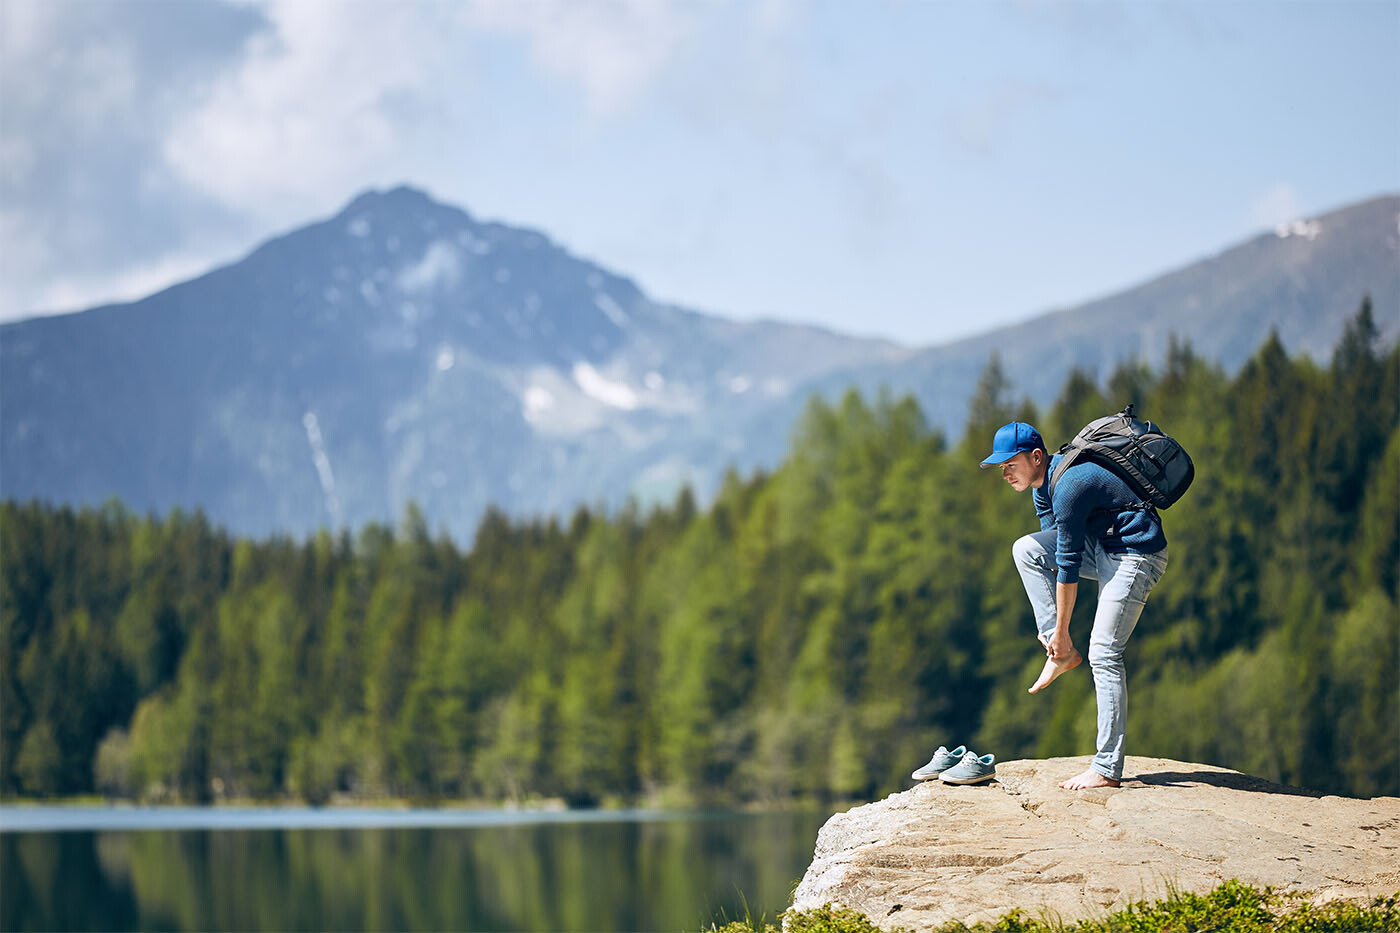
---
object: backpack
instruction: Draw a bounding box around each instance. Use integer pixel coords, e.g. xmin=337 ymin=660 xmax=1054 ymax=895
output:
xmin=1048 ymin=405 xmax=1195 ymax=510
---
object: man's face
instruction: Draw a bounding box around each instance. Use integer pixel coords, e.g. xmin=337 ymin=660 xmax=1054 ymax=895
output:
xmin=1000 ymin=450 xmax=1042 ymax=492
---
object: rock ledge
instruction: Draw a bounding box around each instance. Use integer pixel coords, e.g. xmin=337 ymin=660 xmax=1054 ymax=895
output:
xmin=791 ymin=756 xmax=1399 ymax=930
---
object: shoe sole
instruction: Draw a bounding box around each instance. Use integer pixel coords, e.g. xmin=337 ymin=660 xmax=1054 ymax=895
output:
xmin=939 ymin=772 xmax=996 ymax=785
xmin=911 ymin=771 xmax=944 ymax=780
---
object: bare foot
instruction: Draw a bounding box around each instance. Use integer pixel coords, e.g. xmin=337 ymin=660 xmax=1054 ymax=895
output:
xmin=1058 ymin=768 xmax=1121 ymax=790
xmin=1027 ymin=650 xmax=1082 ymax=693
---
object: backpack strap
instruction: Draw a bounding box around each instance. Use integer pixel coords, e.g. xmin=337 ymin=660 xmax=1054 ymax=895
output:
xmin=1046 ymin=445 xmax=1079 ymax=499
xmin=1049 ymin=446 xmax=1158 ymax=515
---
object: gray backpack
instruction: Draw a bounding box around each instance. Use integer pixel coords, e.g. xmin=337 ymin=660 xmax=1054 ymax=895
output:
xmin=1049 ymin=405 xmax=1195 ymax=509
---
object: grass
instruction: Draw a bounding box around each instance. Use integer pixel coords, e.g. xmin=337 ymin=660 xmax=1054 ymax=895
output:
xmin=704 ymin=880 xmax=1400 ymax=933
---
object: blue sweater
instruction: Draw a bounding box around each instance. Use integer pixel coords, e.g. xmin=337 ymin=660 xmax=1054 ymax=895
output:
xmin=1033 ymin=453 xmax=1168 ymax=584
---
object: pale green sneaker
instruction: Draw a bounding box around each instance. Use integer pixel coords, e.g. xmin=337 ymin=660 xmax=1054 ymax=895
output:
xmin=911 ymin=745 xmax=967 ymax=780
xmin=939 ymin=751 xmax=996 ymax=785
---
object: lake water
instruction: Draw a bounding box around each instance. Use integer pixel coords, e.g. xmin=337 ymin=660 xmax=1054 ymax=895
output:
xmin=0 ymin=806 xmax=831 ymax=932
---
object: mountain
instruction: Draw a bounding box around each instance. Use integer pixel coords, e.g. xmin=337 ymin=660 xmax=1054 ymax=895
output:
xmin=794 ymin=195 xmax=1400 ymax=435
xmin=0 ymin=187 xmax=908 ymax=538
xmin=2 ymin=189 xmax=1395 ymax=539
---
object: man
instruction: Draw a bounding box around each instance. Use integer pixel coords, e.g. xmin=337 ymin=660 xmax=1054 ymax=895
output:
xmin=981 ymin=421 xmax=1169 ymax=790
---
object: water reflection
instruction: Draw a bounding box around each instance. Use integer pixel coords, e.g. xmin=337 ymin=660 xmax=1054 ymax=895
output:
xmin=2 ymin=811 xmax=827 ymax=931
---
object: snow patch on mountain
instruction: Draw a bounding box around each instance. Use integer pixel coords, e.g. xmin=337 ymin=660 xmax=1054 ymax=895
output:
xmin=523 ymin=385 xmax=555 ymax=421
xmin=456 ymin=230 xmax=491 ymax=255
xmin=398 ymin=240 xmax=462 ymax=292
xmin=302 ymin=411 xmax=342 ymax=527
xmin=573 ymin=361 xmax=638 ymax=410
xmin=1275 ymin=218 xmax=1321 ymax=240
xmin=514 ymin=366 xmax=607 ymax=434
xmin=594 ymin=293 xmax=630 ymax=328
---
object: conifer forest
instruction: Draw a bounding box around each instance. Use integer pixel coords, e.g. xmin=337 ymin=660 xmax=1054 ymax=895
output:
xmin=3 ymin=303 xmax=1396 ymax=805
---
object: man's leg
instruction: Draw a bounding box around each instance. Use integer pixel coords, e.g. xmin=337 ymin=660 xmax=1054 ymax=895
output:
xmin=1012 ymin=529 xmax=1060 ymax=644
xmin=1013 ymin=530 xmax=1095 ymax=692
xmin=1060 ymin=545 xmax=1168 ymax=789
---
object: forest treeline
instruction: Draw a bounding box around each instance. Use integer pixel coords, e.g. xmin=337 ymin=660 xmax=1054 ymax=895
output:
xmin=2 ymin=302 xmax=1396 ymax=804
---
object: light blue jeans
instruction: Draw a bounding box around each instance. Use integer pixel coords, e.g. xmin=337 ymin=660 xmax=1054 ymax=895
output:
xmin=1012 ymin=529 xmax=1168 ymax=780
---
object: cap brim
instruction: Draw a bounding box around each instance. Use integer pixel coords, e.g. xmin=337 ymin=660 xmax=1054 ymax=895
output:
xmin=979 ymin=450 xmax=1018 ymax=469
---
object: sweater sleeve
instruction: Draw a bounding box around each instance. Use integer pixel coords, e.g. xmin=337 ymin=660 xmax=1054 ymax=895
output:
xmin=1051 ymin=471 xmax=1092 ymax=584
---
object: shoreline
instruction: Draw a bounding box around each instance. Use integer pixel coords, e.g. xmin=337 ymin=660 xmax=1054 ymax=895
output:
xmin=0 ymin=798 xmax=836 ymax=833
xmin=0 ymin=792 xmax=848 ymax=813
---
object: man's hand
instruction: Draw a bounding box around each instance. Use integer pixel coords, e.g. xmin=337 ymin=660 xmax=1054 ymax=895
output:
xmin=1046 ymin=628 xmax=1075 ymax=661
xmin=1030 ymin=629 xmax=1083 ymax=693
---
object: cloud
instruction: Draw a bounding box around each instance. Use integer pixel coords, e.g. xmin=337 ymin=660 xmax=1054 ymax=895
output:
xmin=1 ymin=0 xmax=699 ymax=320
xmin=0 ymin=0 xmax=268 ymax=318
xmin=464 ymin=0 xmax=695 ymax=115
xmin=1251 ymin=183 xmax=1303 ymax=231
xmin=22 ymin=252 xmax=222 ymax=315
xmin=165 ymin=0 xmax=700 ymax=219
xmin=162 ymin=1 xmax=459 ymax=222
xmin=947 ymin=80 xmax=1061 ymax=157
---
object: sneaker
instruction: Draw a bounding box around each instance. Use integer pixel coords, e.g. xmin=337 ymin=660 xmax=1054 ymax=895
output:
xmin=939 ymin=751 xmax=997 ymax=785
xmin=911 ymin=745 xmax=967 ymax=780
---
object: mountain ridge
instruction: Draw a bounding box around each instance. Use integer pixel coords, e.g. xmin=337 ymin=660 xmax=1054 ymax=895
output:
xmin=2 ymin=188 xmax=1395 ymax=538
xmin=780 ymin=193 xmax=1400 ymax=437
xmin=1 ymin=186 xmax=907 ymax=536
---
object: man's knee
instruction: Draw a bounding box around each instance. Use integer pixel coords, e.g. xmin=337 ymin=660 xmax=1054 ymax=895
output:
xmin=1087 ymin=640 xmax=1124 ymax=670
xmin=1012 ymin=533 xmax=1043 ymax=567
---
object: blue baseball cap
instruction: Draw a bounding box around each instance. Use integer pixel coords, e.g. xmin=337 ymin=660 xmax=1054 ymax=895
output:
xmin=979 ymin=421 xmax=1045 ymax=468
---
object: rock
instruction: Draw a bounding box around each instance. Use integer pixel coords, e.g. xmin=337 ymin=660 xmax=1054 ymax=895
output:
xmin=791 ymin=756 xmax=1400 ymax=930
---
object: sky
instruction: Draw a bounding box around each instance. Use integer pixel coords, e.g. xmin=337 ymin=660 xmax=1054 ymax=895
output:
xmin=2 ymin=0 xmax=1397 ymax=347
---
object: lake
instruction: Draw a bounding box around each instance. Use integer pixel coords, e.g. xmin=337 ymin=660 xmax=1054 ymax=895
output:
xmin=0 ymin=806 xmax=831 ymax=932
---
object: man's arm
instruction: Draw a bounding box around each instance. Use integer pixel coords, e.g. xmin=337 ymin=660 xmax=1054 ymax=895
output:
xmin=1047 ymin=581 xmax=1078 ymax=659
xmin=1052 ymin=469 xmax=1094 ymax=584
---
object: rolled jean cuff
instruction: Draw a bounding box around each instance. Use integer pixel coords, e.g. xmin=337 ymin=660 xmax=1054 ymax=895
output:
xmin=1092 ymin=762 xmax=1120 ymax=781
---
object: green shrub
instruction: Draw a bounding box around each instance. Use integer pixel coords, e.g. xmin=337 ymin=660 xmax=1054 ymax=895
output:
xmin=706 ymin=901 xmax=911 ymax=933
xmin=929 ymin=880 xmax=1400 ymax=933
xmin=704 ymin=883 xmax=1400 ymax=933
xmin=785 ymin=903 xmax=911 ymax=933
